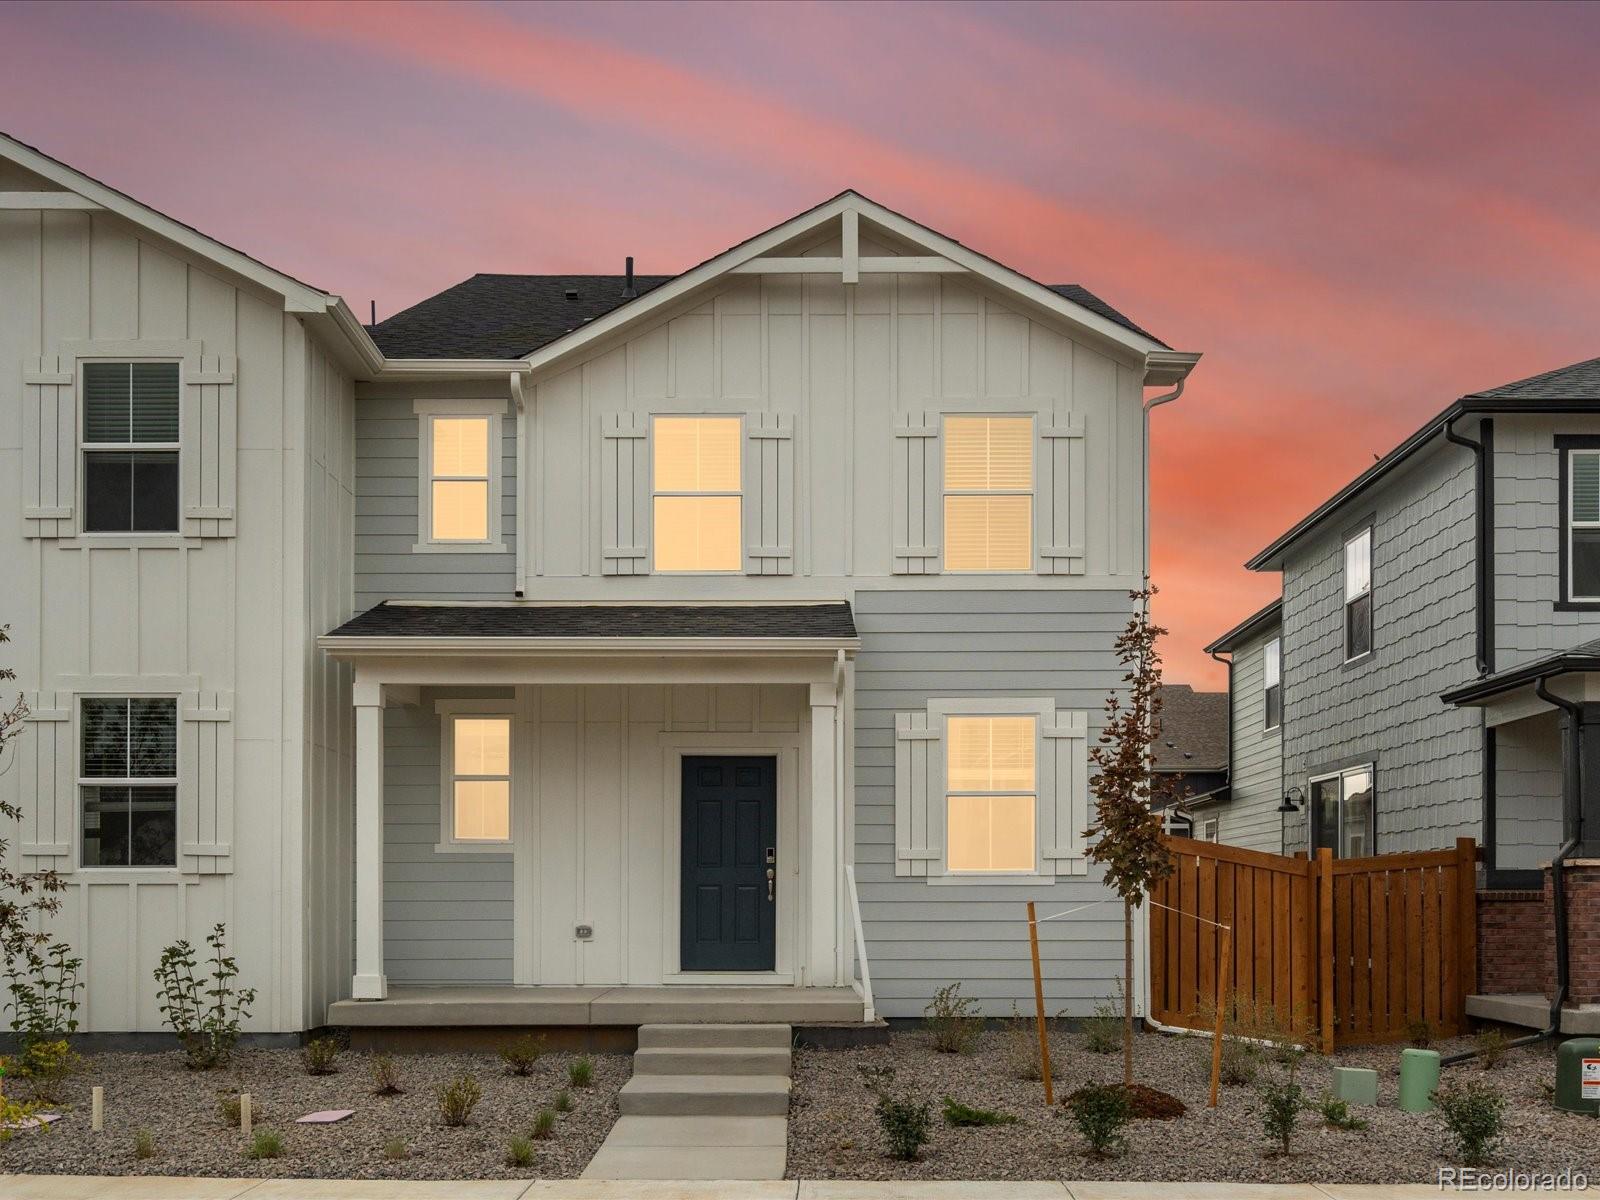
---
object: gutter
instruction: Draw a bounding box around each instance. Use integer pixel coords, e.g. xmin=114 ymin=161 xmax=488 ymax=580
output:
xmin=1442 ymin=416 xmax=1494 ymax=677
xmin=317 ymin=635 xmax=862 ymax=660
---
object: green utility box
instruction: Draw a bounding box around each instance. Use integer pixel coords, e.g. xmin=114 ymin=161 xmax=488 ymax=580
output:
xmin=1332 ymin=1066 xmax=1379 ymax=1106
xmin=1399 ymin=1048 xmax=1441 ymax=1112
xmin=1554 ymin=1037 xmax=1600 ymax=1115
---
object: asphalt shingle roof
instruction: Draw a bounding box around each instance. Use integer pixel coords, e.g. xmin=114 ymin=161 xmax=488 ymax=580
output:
xmin=327 ymin=601 xmax=857 ymax=640
xmin=1468 ymin=356 xmax=1600 ymax=401
xmin=1152 ymin=684 xmax=1229 ymax=773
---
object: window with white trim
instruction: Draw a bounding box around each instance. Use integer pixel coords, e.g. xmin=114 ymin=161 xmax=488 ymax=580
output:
xmin=1343 ymin=528 xmax=1372 ymax=661
xmin=1311 ymin=764 xmax=1373 ymax=858
xmin=652 ymin=416 xmax=742 ymax=572
xmin=943 ymin=415 xmax=1033 ymax=571
xmin=416 ymin=400 xmax=504 ymax=549
xmin=442 ymin=714 xmax=512 ymax=846
xmin=1263 ymin=637 xmax=1282 ymax=731
xmin=79 ymin=697 xmax=177 ymax=867
xmin=946 ymin=716 xmax=1036 ymax=872
xmin=81 ymin=361 xmax=180 ymax=533
xmin=1566 ymin=448 xmax=1600 ymax=601
xmin=1200 ymin=816 xmax=1221 ymax=843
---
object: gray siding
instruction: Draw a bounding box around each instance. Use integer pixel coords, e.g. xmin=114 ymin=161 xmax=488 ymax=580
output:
xmin=383 ymin=699 xmax=513 ymax=985
xmin=1493 ymin=711 xmax=1562 ymax=872
xmin=355 ymin=385 xmax=518 ymax=612
xmin=1280 ymin=441 xmax=1482 ymax=854
xmin=1214 ymin=626 xmax=1283 ymax=852
xmin=853 ymin=588 xmax=1135 ymax=1018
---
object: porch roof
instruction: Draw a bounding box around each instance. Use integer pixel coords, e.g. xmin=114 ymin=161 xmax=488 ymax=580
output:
xmin=1442 ymin=635 xmax=1600 ymax=706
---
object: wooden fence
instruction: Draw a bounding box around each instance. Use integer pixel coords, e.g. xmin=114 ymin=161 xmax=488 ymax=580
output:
xmin=1148 ymin=835 xmax=1477 ymax=1051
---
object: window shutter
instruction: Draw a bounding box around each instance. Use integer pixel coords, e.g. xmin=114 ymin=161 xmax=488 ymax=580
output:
xmin=1038 ymin=414 xmax=1086 ymax=574
xmin=182 ymin=355 xmax=238 ymax=537
xmin=18 ymin=691 xmax=73 ymax=870
xmin=180 ymin=690 xmax=234 ymax=873
xmin=744 ymin=412 xmax=794 ymax=574
xmin=894 ymin=711 xmax=941 ymax=876
xmin=1041 ymin=708 xmax=1089 ymax=874
xmin=600 ymin=412 xmax=650 ymax=575
xmin=892 ymin=411 xmax=940 ymax=574
xmin=21 ymin=357 xmax=77 ymax=538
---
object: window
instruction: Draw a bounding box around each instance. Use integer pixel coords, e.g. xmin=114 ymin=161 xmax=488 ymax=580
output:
xmin=79 ymin=697 xmax=177 ymax=867
xmin=445 ymin=716 xmax=511 ymax=845
xmin=945 ymin=715 xmax=1036 ymax=872
xmin=1200 ymin=816 xmax=1221 ymax=843
xmin=943 ymin=416 xmax=1032 ymax=571
xmin=1343 ymin=528 xmax=1372 ymax=661
xmin=1311 ymin=764 xmax=1374 ymax=858
xmin=1565 ymin=448 xmax=1600 ymax=602
xmin=653 ymin=416 xmax=741 ymax=572
xmin=1263 ymin=637 xmax=1282 ymax=731
xmin=81 ymin=361 xmax=180 ymax=533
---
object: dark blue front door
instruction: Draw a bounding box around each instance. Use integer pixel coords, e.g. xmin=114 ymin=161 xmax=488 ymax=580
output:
xmin=681 ymin=755 xmax=777 ymax=971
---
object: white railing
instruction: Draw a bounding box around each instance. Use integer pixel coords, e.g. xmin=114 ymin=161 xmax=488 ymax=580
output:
xmin=843 ymin=862 xmax=875 ymax=1022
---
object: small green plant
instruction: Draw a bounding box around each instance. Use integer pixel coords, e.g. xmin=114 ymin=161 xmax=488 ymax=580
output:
xmin=11 ymin=1038 xmax=80 ymax=1103
xmin=567 ymin=1054 xmax=594 ymax=1087
xmin=531 ymin=1107 xmax=557 ymax=1139
xmin=1407 ymin=1017 xmax=1435 ymax=1049
xmin=301 ymin=1036 xmax=339 ymax=1076
xmin=941 ymin=1095 xmax=1016 ymax=1126
xmin=861 ymin=1064 xmax=931 ymax=1161
xmin=1433 ymin=1079 xmax=1505 ymax=1166
xmin=1066 ymin=1081 xmax=1131 ymax=1158
xmin=219 ymin=1093 xmax=243 ymax=1127
xmin=246 ymin=1128 xmax=285 ymax=1160
xmin=1001 ymin=1002 xmax=1062 ymax=1080
xmin=437 ymin=1074 xmax=482 ymax=1126
xmin=371 ymin=1053 xmax=404 ymax=1095
xmin=1259 ymin=1080 xmax=1304 ymax=1156
xmin=133 ymin=1128 xmax=156 ymax=1160
xmin=383 ymin=1137 xmax=409 ymax=1161
xmin=553 ymin=1088 xmax=572 ymax=1112
xmin=504 ymin=1135 xmax=535 ymax=1168
xmin=1475 ymin=1027 xmax=1510 ymax=1070
xmin=500 ymin=1033 xmax=546 ymax=1076
xmin=1316 ymin=1092 xmax=1367 ymax=1131
xmin=153 ymin=923 xmax=256 ymax=1070
xmin=4 ymin=941 xmax=82 ymax=1065
xmin=1080 ymin=986 xmax=1123 ymax=1055
xmin=923 ymin=982 xmax=983 ymax=1054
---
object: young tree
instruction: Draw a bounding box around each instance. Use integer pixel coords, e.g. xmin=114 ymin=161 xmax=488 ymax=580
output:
xmin=1084 ymin=585 xmax=1175 ymax=1087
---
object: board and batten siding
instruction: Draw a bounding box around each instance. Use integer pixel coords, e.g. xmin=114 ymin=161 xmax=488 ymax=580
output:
xmin=1280 ymin=441 xmax=1481 ymax=855
xmin=852 ymin=588 xmax=1136 ymax=1019
xmin=1216 ymin=625 xmax=1283 ymax=853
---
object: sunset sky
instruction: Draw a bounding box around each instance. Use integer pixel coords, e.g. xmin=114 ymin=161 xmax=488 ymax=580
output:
xmin=6 ymin=0 xmax=1598 ymax=688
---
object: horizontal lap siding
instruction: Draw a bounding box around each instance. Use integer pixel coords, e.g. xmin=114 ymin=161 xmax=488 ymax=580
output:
xmin=1215 ymin=627 xmax=1284 ymax=852
xmin=853 ymin=588 xmax=1134 ymax=1017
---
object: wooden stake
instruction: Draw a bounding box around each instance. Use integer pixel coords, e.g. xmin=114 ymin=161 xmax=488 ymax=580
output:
xmin=240 ymin=1092 xmax=252 ymax=1138
xmin=1209 ymin=924 xmax=1232 ymax=1108
xmin=1027 ymin=901 xmax=1054 ymax=1106
xmin=91 ymin=1086 xmax=103 ymax=1132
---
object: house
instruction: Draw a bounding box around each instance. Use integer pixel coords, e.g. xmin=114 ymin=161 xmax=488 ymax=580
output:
xmin=1149 ymin=683 xmax=1228 ymax=839
xmin=1211 ymin=357 xmax=1600 ymax=1030
xmin=0 ymin=131 xmax=1200 ymax=1034
xmin=1192 ymin=606 xmax=1284 ymax=852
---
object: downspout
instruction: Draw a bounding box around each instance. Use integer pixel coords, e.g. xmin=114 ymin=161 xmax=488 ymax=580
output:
xmin=510 ymin=370 xmax=531 ymax=597
xmin=1442 ymin=416 xmax=1492 ymax=678
xmin=1141 ymin=378 xmax=1186 ymax=579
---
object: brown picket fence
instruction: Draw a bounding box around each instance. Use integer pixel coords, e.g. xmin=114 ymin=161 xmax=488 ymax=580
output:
xmin=1148 ymin=835 xmax=1477 ymax=1051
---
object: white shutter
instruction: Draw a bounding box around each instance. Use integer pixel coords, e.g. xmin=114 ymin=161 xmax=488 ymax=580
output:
xmin=892 ymin=411 xmax=940 ymax=574
xmin=180 ymin=690 xmax=234 ymax=874
xmin=600 ymin=412 xmax=650 ymax=575
xmin=894 ymin=711 xmax=941 ymax=876
xmin=19 ymin=692 xmax=73 ymax=870
xmin=1038 ymin=414 xmax=1086 ymax=574
xmin=21 ymin=357 xmax=77 ymax=538
xmin=744 ymin=412 xmax=794 ymax=574
xmin=1041 ymin=708 xmax=1089 ymax=874
xmin=182 ymin=354 xmax=238 ymax=537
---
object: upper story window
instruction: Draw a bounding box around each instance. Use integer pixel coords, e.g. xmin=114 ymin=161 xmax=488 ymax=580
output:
xmin=443 ymin=714 xmax=512 ymax=847
xmin=944 ymin=416 xmax=1032 ymax=571
xmin=80 ymin=697 xmax=177 ymax=867
xmin=1565 ymin=448 xmax=1600 ymax=603
xmin=1311 ymin=763 xmax=1373 ymax=858
xmin=653 ymin=416 xmax=742 ymax=572
xmin=1343 ymin=528 xmax=1372 ymax=661
xmin=82 ymin=361 xmax=180 ymax=533
xmin=415 ymin=400 xmax=504 ymax=551
xmin=1263 ymin=637 xmax=1282 ymax=731
xmin=945 ymin=715 xmax=1036 ymax=872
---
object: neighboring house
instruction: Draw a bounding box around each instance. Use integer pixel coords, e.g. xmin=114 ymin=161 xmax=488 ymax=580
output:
xmin=1150 ymin=683 xmax=1228 ymax=839
xmin=1198 ymin=601 xmax=1284 ymax=852
xmin=0 ymin=132 xmax=1200 ymax=1032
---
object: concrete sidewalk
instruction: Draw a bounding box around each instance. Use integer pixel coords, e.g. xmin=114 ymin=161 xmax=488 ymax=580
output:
xmin=0 ymin=1178 xmax=1484 ymax=1199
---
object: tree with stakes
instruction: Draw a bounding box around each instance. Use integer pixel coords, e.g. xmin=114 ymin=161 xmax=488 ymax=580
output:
xmin=1083 ymin=586 xmax=1175 ymax=1088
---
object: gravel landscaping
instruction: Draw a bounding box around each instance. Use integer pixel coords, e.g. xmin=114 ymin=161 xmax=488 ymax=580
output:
xmin=788 ymin=1025 xmax=1600 ymax=1183
xmin=0 ymin=1044 xmax=625 ymax=1179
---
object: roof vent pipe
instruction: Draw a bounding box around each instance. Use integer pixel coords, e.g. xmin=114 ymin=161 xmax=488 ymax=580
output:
xmin=622 ymin=256 xmax=637 ymax=299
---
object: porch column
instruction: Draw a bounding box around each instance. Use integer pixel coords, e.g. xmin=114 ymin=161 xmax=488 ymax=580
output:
xmin=352 ymin=679 xmax=387 ymax=1000
xmin=809 ymin=681 xmax=840 ymax=986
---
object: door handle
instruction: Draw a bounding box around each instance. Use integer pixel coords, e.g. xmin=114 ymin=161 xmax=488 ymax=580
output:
xmin=766 ymin=868 xmax=775 ymax=902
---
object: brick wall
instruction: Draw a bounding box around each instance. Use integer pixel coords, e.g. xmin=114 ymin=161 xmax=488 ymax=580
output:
xmin=1478 ymin=889 xmax=1547 ymax=995
xmin=1552 ymin=864 xmax=1600 ymax=1006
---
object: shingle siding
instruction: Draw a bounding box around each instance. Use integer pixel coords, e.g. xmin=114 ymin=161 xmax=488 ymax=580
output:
xmin=1493 ymin=712 xmax=1562 ymax=873
xmin=1216 ymin=627 xmax=1283 ymax=852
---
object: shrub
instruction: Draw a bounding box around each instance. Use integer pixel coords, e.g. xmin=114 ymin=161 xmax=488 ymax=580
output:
xmin=437 ymin=1074 xmax=482 ymax=1127
xmin=923 ymin=982 xmax=983 ymax=1054
xmin=1407 ymin=1018 xmax=1435 ymax=1050
xmin=1001 ymin=1003 xmax=1062 ymax=1080
xmin=383 ymin=1137 xmax=409 ymax=1161
xmin=553 ymin=1088 xmax=572 ymax=1113
xmin=219 ymin=1093 xmax=243 ymax=1127
xmin=861 ymin=1063 xmax=930 ymax=1161
xmin=941 ymin=1095 xmax=1017 ymax=1127
xmin=1258 ymin=1080 xmax=1304 ymax=1156
xmin=12 ymin=1038 xmax=80 ymax=1103
xmin=246 ymin=1128 xmax=285 ymax=1160
xmin=1080 ymin=987 xmax=1123 ymax=1055
xmin=1475 ymin=1028 xmax=1510 ymax=1070
xmin=500 ymin=1034 xmax=546 ymax=1076
xmin=301 ymin=1037 xmax=339 ymax=1076
xmin=1316 ymin=1092 xmax=1367 ymax=1131
xmin=1066 ymin=1081 xmax=1131 ymax=1158
xmin=4 ymin=941 xmax=81 ymax=1062
xmin=370 ymin=1053 xmax=404 ymax=1095
xmin=504 ymin=1135 xmax=535 ymax=1168
xmin=567 ymin=1054 xmax=594 ymax=1087
xmin=153 ymin=923 xmax=256 ymax=1070
xmin=1433 ymin=1079 xmax=1505 ymax=1166
xmin=133 ymin=1128 xmax=156 ymax=1160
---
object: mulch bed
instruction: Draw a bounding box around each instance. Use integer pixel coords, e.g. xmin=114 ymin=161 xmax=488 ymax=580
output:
xmin=0 ymin=1045 xmax=624 ymax=1179
xmin=788 ymin=1025 xmax=1600 ymax=1182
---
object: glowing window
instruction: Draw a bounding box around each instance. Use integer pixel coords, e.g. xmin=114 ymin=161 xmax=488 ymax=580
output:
xmin=429 ymin=416 xmax=492 ymax=542
xmin=653 ymin=416 xmax=741 ymax=572
xmin=945 ymin=715 xmax=1036 ymax=872
xmin=450 ymin=717 xmax=510 ymax=842
xmin=943 ymin=416 xmax=1032 ymax=571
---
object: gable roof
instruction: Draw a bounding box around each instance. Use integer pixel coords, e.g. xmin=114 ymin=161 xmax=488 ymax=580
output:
xmin=1441 ymin=634 xmax=1600 ymax=706
xmin=1152 ymin=684 xmax=1229 ymax=773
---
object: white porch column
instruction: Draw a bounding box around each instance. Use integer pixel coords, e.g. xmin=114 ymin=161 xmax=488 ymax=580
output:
xmin=808 ymin=681 xmax=840 ymax=986
xmin=352 ymin=678 xmax=387 ymax=1000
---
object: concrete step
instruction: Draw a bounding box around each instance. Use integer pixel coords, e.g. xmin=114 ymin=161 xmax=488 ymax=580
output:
xmin=636 ymin=1022 xmax=792 ymax=1050
xmin=618 ymin=1073 xmax=791 ymax=1117
xmin=634 ymin=1045 xmax=792 ymax=1077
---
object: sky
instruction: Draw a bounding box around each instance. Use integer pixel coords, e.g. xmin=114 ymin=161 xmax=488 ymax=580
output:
xmin=4 ymin=0 xmax=1598 ymax=688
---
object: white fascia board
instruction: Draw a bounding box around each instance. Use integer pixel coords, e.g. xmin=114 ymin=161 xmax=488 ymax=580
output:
xmin=377 ymin=358 xmax=534 ymax=382
xmin=318 ymin=636 xmax=860 ymax=660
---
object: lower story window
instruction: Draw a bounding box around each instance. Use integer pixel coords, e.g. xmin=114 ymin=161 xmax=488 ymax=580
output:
xmin=1311 ymin=764 xmax=1374 ymax=858
xmin=945 ymin=715 xmax=1036 ymax=872
xmin=448 ymin=715 xmax=511 ymax=843
xmin=80 ymin=697 xmax=177 ymax=867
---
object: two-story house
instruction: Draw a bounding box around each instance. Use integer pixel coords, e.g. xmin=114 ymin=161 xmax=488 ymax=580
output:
xmin=0 ymin=131 xmax=1200 ymax=1035
xmin=1206 ymin=357 xmax=1600 ymax=1031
